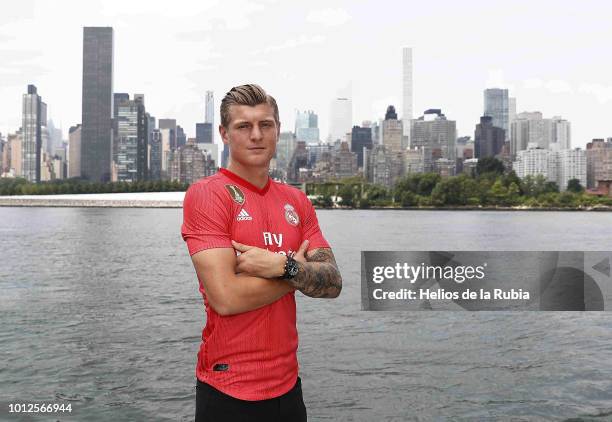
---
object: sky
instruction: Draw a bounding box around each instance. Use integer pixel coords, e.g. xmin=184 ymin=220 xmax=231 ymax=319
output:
xmin=2 ymin=0 xmax=612 ymax=149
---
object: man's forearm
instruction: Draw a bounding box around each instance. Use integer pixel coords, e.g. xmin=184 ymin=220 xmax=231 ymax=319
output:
xmin=287 ymin=249 xmax=342 ymax=298
xmin=215 ymin=273 xmax=294 ymax=316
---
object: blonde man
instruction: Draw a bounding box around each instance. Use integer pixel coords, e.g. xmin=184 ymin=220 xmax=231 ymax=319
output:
xmin=182 ymin=84 xmax=342 ymax=421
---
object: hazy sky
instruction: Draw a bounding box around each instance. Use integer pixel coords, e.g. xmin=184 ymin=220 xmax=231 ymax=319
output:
xmin=2 ymin=0 xmax=612 ymax=148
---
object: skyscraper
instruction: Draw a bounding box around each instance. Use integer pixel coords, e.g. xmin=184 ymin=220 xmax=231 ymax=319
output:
xmin=196 ymin=123 xmax=213 ymax=144
xmin=22 ymin=85 xmax=44 ymax=182
xmin=411 ymin=109 xmax=457 ymax=171
xmin=510 ymin=112 xmax=571 ymax=155
xmin=558 ymin=148 xmax=586 ymax=191
xmin=276 ymin=131 xmax=296 ymax=174
xmin=329 ymin=97 xmax=352 ymax=143
xmin=8 ymin=131 xmax=22 ymax=177
xmin=402 ymin=47 xmax=413 ymax=140
xmin=382 ymin=106 xmax=403 ymax=153
xmin=350 ymin=125 xmax=373 ymax=168
xmin=159 ymin=118 xmax=177 ymax=176
xmin=205 ymin=91 xmax=214 ymax=125
xmin=81 ymin=27 xmax=113 ymax=182
xmin=159 ymin=119 xmax=177 ymax=147
xmin=586 ymin=139 xmax=612 ymax=189
xmin=295 ymin=110 xmax=319 ymax=142
xmin=68 ymin=124 xmax=81 ymax=178
xmin=169 ymin=139 xmax=215 ymax=185
xmin=113 ymin=95 xmax=139 ymax=182
xmin=0 ymin=135 xmax=8 ymax=175
xmin=176 ymin=125 xmax=186 ymax=149
xmin=149 ymin=129 xmax=162 ymax=181
xmin=484 ymin=88 xmax=510 ymax=141
xmin=474 ymin=115 xmax=505 ymax=159
xmin=112 ymin=92 xmax=129 ymax=173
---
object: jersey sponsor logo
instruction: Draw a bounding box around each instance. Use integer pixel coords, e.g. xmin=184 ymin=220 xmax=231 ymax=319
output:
xmin=225 ymin=184 xmax=245 ymax=205
xmin=263 ymin=232 xmax=283 ymax=248
xmin=237 ymin=208 xmax=253 ymax=221
xmin=284 ymin=204 xmax=299 ymax=226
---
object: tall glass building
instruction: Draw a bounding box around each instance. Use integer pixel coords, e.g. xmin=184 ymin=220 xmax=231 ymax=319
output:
xmin=295 ymin=110 xmax=319 ymax=142
xmin=484 ymin=88 xmax=509 ymax=141
xmin=21 ymin=85 xmax=44 ymax=183
xmin=81 ymin=27 xmax=113 ymax=182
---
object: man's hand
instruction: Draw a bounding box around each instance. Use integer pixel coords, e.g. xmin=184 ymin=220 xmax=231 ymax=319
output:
xmin=232 ymin=239 xmax=310 ymax=278
xmin=288 ymin=248 xmax=342 ymax=298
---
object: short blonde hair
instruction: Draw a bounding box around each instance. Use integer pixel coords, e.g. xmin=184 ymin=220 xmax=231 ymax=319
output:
xmin=220 ymin=84 xmax=279 ymax=128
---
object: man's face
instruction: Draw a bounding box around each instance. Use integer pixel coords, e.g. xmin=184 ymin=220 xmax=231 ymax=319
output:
xmin=220 ymin=103 xmax=280 ymax=169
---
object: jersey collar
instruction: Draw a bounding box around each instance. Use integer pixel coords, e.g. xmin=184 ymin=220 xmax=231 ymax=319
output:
xmin=219 ymin=168 xmax=271 ymax=195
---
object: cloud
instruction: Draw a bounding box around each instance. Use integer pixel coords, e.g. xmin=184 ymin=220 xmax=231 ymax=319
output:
xmin=0 ymin=49 xmax=49 ymax=86
xmin=100 ymin=0 xmax=219 ymax=18
xmin=306 ymin=8 xmax=351 ymax=27
xmin=523 ymin=78 xmax=543 ymax=89
xmin=250 ymin=35 xmax=325 ymax=55
xmin=523 ymin=78 xmax=573 ymax=94
xmin=578 ymin=83 xmax=612 ymax=104
xmin=545 ymin=79 xmax=573 ymax=94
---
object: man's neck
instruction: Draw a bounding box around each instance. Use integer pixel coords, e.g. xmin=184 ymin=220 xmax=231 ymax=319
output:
xmin=226 ymin=162 xmax=270 ymax=189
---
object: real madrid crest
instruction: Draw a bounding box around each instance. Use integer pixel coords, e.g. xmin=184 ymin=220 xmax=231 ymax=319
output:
xmin=225 ymin=184 xmax=245 ymax=205
xmin=284 ymin=203 xmax=299 ymax=226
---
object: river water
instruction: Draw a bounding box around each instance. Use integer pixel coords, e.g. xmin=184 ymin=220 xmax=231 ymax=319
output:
xmin=1 ymin=208 xmax=612 ymax=421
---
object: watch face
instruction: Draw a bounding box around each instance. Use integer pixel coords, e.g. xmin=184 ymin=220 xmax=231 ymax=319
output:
xmin=289 ymin=263 xmax=299 ymax=276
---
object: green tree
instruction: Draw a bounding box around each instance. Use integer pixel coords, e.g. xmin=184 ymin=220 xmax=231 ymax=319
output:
xmin=507 ymin=182 xmax=520 ymax=205
xmin=431 ymin=177 xmax=467 ymax=206
xmin=502 ymin=170 xmax=523 ymax=194
xmin=489 ymin=179 xmax=509 ymax=205
xmin=394 ymin=173 xmax=440 ymax=197
xmin=558 ymin=192 xmax=577 ymax=206
xmin=337 ymin=185 xmax=355 ymax=207
xmin=477 ymin=157 xmax=505 ymax=176
xmin=399 ymin=191 xmax=417 ymax=207
xmin=567 ymin=178 xmax=584 ymax=193
xmin=521 ymin=174 xmax=550 ymax=197
xmin=544 ymin=181 xmax=559 ymax=194
xmin=365 ymin=184 xmax=389 ymax=202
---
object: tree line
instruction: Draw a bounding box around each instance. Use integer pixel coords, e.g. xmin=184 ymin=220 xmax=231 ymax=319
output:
xmin=0 ymin=177 xmax=188 ymax=196
xmin=308 ymin=157 xmax=612 ymax=209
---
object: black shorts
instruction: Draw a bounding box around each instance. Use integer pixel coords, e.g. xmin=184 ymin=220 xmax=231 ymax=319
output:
xmin=195 ymin=377 xmax=307 ymax=422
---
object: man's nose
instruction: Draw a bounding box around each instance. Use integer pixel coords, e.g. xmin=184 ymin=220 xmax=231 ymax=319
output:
xmin=250 ymin=125 xmax=263 ymax=141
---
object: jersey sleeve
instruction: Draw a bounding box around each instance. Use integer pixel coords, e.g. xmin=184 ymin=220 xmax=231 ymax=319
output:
xmin=181 ymin=181 xmax=233 ymax=256
xmin=300 ymin=192 xmax=330 ymax=251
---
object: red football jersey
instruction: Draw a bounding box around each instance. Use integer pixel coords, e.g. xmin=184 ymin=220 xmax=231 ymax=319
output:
xmin=181 ymin=168 xmax=330 ymax=401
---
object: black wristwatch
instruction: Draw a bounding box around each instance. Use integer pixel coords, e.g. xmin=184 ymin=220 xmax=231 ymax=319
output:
xmin=281 ymin=255 xmax=300 ymax=279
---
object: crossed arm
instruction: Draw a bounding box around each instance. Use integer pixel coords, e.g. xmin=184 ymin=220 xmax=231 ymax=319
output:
xmin=190 ymin=240 xmax=342 ymax=316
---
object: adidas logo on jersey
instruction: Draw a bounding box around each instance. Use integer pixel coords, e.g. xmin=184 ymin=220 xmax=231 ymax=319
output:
xmin=237 ymin=209 xmax=253 ymax=221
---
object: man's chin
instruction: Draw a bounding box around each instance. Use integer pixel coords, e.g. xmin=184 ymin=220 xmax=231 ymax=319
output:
xmin=236 ymin=157 xmax=272 ymax=168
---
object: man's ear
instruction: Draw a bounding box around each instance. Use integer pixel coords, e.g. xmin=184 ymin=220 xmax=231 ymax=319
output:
xmin=219 ymin=124 xmax=229 ymax=145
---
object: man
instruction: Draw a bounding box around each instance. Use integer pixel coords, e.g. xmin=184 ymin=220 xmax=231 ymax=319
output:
xmin=181 ymin=84 xmax=342 ymax=421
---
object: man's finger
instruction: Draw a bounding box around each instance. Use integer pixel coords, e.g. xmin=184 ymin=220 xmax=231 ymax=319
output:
xmin=296 ymin=239 xmax=309 ymax=256
xmin=232 ymin=240 xmax=253 ymax=252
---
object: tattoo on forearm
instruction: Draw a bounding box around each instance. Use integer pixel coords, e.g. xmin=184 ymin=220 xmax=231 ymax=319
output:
xmin=288 ymin=248 xmax=342 ymax=298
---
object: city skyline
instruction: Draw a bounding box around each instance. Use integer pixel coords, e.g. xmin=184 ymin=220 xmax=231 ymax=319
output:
xmin=2 ymin=1 xmax=612 ymax=148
